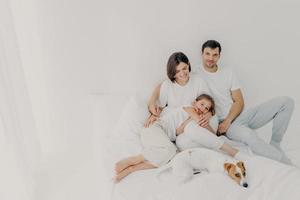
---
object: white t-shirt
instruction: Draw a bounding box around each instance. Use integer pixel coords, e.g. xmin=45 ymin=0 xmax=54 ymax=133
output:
xmin=159 ymin=107 xmax=189 ymax=141
xmin=158 ymin=74 xmax=210 ymax=116
xmin=159 ymin=106 xmax=219 ymax=142
xmin=197 ymin=66 xmax=241 ymax=120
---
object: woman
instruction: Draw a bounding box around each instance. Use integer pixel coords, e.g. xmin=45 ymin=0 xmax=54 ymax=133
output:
xmin=145 ymin=52 xmax=212 ymax=128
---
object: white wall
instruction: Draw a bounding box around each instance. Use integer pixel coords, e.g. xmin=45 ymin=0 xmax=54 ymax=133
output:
xmin=10 ymin=0 xmax=300 ymax=164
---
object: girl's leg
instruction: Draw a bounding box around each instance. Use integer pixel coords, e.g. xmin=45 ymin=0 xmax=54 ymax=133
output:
xmin=115 ymin=154 xmax=145 ymax=173
xmin=183 ymin=121 xmax=241 ymax=157
xmin=219 ymin=143 xmax=238 ymax=157
xmin=184 ymin=121 xmax=224 ymax=150
xmin=114 ymin=161 xmax=156 ymax=182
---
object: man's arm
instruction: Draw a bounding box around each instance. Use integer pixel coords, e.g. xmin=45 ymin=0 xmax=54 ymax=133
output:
xmin=218 ymin=89 xmax=244 ymax=134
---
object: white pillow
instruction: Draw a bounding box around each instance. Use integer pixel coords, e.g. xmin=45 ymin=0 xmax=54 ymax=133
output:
xmin=92 ymin=93 xmax=130 ymax=140
xmin=109 ymin=93 xmax=149 ymax=141
xmin=93 ymin=92 xmax=151 ymax=176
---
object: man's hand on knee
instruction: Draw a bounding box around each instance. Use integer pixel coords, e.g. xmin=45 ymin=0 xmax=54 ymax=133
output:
xmin=217 ymin=119 xmax=231 ymax=136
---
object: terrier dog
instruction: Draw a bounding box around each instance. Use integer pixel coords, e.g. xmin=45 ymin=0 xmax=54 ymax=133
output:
xmin=157 ymin=148 xmax=248 ymax=187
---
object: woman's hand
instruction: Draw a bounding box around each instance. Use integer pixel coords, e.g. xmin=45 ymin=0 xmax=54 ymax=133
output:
xmin=148 ymin=104 xmax=161 ymax=117
xmin=144 ymin=114 xmax=158 ymax=128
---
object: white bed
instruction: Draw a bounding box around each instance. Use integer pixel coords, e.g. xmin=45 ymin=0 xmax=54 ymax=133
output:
xmin=92 ymin=93 xmax=300 ymax=200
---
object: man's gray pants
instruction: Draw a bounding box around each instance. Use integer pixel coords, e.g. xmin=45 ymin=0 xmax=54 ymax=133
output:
xmin=226 ymin=96 xmax=294 ymax=162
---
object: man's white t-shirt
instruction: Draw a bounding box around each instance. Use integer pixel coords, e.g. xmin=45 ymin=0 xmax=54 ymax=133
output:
xmin=197 ymin=66 xmax=241 ymax=120
xmin=158 ymin=74 xmax=210 ymax=115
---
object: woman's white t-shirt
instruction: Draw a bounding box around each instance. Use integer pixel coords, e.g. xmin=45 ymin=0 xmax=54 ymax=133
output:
xmin=158 ymin=74 xmax=210 ymax=116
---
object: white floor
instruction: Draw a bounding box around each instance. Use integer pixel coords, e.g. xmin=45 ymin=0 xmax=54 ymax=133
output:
xmin=35 ymin=147 xmax=300 ymax=200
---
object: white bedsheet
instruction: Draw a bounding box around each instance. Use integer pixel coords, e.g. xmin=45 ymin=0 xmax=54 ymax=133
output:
xmin=94 ymin=94 xmax=300 ymax=200
xmin=103 ymin=136 xmax=300 ymax=200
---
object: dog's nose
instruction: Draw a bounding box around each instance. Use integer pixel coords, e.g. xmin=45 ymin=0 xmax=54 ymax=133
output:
xmin=243 ymin=183 xmax=248 ymax=188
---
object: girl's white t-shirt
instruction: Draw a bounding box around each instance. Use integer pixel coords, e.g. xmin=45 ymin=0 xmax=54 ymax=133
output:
xmin=159 ymin=107 xmax=189 ymax=141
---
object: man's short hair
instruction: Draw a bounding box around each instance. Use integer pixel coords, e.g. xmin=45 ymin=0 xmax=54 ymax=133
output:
xmin=202 ymin=40 xmax=222 ymax=53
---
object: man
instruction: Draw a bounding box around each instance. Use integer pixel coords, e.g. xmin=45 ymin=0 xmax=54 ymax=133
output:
xmin=198 ymin=40 xmax=294 ymax=164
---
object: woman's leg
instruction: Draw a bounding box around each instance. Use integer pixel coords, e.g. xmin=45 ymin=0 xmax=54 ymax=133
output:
xmin=140 ymin=124 xmax=177 ymax=167
xmin=114 ymin=124 xmax=177 ymax=182
xmin=115 ymin=154 xmax=145 ymax=173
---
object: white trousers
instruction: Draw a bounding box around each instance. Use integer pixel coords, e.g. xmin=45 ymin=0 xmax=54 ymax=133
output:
xmin=226 ymin=96 xmax=294 ymax=162
xmin=140 ymin=123 xmax=177 ymax=167
xmin=176 ymin=121 xmax=224 ymax=151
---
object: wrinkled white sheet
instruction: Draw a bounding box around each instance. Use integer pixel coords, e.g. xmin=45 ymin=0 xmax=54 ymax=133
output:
xmin=103 ymin=135 xmax=300 ymax=200
xmin=95 ymin=94 xmax=300 ymax=200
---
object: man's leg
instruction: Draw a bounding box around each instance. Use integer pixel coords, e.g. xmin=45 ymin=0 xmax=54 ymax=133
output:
xmin=227 ymin=124 xmax=283 ymax=161
xmin=235 ymin=96 xmax=294 ymax=149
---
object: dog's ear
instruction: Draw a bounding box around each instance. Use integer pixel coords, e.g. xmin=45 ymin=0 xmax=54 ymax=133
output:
xmin=237 ymin=161 xmax=245 ymax=171
xmin=224 ymin=163 xmax=233 ymax=173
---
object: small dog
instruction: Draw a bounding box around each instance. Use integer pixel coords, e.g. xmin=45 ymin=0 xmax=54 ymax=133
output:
xmin=157 ymin=148 xmax=248 ymax=187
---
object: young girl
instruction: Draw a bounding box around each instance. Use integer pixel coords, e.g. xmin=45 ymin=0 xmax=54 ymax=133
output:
xmin=114 ymin=94 xmax=244 ymax=182
xmin=175 ymin=94 xmax=222 ymax=151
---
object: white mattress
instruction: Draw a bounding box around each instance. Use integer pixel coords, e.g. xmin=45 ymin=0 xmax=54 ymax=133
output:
xmin=93 ymin=93 xmax=300 ymax=200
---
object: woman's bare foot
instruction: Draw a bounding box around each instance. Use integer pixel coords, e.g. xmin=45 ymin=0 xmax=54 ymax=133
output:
xmin=114 ymin=165 xmax=134 ymax=182
xmin=114 ymin=161 xmax=157 ymax=183
xmin=115 ymin=155 xmax=144 ymax=173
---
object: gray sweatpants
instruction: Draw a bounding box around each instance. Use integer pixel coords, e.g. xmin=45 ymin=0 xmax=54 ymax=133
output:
xmin=226 ymin=96 xmax=294 ymax=162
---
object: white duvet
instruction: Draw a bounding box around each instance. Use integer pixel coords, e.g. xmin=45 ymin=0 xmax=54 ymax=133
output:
xmin=95 ymin=94 xmax=300 ymax=200
xmin=103 ymin=137 xmax=300 ymax=200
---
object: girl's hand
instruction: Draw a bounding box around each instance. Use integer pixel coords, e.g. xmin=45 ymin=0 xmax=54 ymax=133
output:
xmin=198 ymin=112 xmax=212 ymax=128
